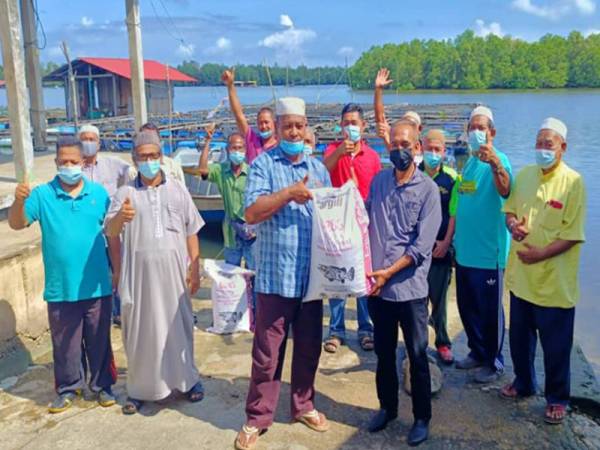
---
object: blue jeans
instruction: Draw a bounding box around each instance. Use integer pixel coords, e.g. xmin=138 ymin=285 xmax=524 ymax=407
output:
xmin=328 ymin=296 xmax=373 ymax=341
xmin=112 ymin=291 xmax=121 ymax=318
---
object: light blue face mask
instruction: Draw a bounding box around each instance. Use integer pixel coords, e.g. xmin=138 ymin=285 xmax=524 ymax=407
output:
xmin=81 ymin=141 xmax=98 ymax=157
xmin=344 ymin=125 xmax=362 ymax=143
xmin=304 ymin=145 xmax=313 ymax=156
xmin=280 ymin=140 xmax=305 ymax=156
xmin=138 ymin=160 xmax=161 ymax=179
xmin=57 ymin=165 xmax=83 ymax=185
xmin=258 ymin=129 xmax=273 ymax=139
xmin=423 ymin=151 xmax=442 ymax=169
xmin=468 ymin=130 xmax=487 ymax=152
xmin=535 ymin=149 xmax=557 ymax=169
xmin=229 ymin=151 xmax=245 ymax=165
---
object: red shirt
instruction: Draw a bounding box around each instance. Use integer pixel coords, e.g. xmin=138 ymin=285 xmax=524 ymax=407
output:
xmin=323 ymin=141 xmax=382 ymax=200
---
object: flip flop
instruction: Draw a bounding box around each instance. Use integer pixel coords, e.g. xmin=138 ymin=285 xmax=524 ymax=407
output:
xmin=187 ymin=381 xmax=205 ymax=403
xmin=544 ymin=403 xmax=567 ymax=425
xmin=122 ymin=397 xmax=144 ymax=415
xmin=234 ymin=425 xmax=261 ymax=450
xmin=360 ymin=335 xmax=374 ymax=351
xmin=324 ymin=336 xmax=342 ymax=354
xmin=295 ymin=409 xmax=330 ymax=432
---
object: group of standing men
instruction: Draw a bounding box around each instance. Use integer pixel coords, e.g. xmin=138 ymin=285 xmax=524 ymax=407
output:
xmin=7 ymin=65 xmax=586 ymax=448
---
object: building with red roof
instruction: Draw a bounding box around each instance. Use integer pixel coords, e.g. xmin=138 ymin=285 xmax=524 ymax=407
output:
xmin=44 ymin=57 xmax=197 ymax=120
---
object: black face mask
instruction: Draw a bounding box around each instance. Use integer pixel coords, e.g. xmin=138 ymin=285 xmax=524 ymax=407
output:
xmin=389 ymin=148 xmax=414 ymax=171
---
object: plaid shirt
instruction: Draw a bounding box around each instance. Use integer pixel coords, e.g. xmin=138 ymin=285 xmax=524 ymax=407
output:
xmin=245 ymin=147 xmax=332 ymax=298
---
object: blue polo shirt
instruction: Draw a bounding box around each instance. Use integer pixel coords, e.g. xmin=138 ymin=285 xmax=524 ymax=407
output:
xmin=24 ymin=176 xmax=112 ymax=302
xmin=454 ymin=150 xmax=513 ymax=270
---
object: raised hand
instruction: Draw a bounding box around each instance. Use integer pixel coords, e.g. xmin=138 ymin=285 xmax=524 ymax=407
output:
xmin=221 ymin=69 xmax=235 ymax=87
xmin=375 ymin=68 xmax=393 ymax=89
xmin=478 ymin=132 xmax=500 ymax=167
xmin=119 ymin=197 xmax=136 ymax=223
xmin=14 ymin=180 xmax=31 ymax=202
xmin=287 ymin=175 xmax=313 ymax=204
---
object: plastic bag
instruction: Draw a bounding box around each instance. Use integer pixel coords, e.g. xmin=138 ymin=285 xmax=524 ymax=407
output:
xmin=304 ymin=182 xmax=373 ymax=301
xmin=204 ymin=259 xmax=254 ymax=334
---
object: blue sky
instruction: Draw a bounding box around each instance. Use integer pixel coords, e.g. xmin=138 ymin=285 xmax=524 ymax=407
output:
xmin=32 ymin=0 xmax=600 ymax=67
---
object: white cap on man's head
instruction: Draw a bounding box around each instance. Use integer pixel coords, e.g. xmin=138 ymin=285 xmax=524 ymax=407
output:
xmin=78 ymin=124 xmax=99 ymax=139
xmin=540 ymin=117 xmax=567 ymax=141
xmin=276 ymin=97 xmax=306 ymax=117
xmin=403 ymin=111 xmax=422 ymax=126
xmin=469 ymin=106 xmax=494 ymax=124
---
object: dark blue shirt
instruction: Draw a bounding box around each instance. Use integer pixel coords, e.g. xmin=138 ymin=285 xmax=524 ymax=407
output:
xmin=366 ymin=168 xmax=441 ymax=302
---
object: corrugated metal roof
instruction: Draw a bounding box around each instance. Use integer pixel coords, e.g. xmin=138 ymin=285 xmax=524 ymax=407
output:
xmin=80 ymin=57 xmax=196 ymax=82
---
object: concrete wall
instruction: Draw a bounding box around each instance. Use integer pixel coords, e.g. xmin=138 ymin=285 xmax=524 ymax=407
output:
xmin=0 ymin=245 xmax=47 ymax=343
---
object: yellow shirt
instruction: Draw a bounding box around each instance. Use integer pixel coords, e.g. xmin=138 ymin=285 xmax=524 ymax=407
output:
xmin=503 ymin=162 xmax=586 ymax=308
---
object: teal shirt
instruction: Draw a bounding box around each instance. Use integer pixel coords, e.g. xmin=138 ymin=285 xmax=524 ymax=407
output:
xmin=25 ymin=177 xmax=112 ymax=302
xmin=454 ymin=149 xmax=513 ymax=270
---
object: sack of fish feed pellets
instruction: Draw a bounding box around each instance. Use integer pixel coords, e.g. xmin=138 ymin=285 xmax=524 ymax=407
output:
xmin=304 ymin=182 xmax=373 ymax=302
xmin=204 ymin=259 xmax=254 ymax=334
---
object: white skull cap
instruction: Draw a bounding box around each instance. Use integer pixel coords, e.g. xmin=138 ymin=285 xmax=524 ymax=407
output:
xmin=276 ymin=97 xmax=306 ymax=117
xmin=78 ymin=124 xmax=100 ymax=139
xmin=540 ymin=117 xmax=567 ymax=141
xmin=403 ymin=111 xmax=422 ymax=126
xmin=469 ymin=106 xmax=494 ymax=124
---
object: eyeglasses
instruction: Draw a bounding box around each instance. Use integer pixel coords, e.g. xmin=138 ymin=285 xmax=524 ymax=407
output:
xmin=135 ymin=153 xmax=161 ymax=162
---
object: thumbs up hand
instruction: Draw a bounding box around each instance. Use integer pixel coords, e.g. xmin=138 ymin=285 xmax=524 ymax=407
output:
xmin=287 ymin=175 xmax=313 ymax=204
xmin=15 ymin=182 xmax=31 ymax=202
xmin=119 ymin=197 xmax=136 ymax=223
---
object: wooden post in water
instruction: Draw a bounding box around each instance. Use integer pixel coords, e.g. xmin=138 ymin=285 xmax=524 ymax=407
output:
xmin=60 ymin=41 xmax=78 ymax=127
xmin=0 ymin=0 xmax=33 ymax=182
xmin=20 ymin=0 xmax=46 ymax=151
xmin=126 ymin=0 xmax=147 ymax=130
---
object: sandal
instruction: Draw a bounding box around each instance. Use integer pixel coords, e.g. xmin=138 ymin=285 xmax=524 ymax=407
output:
xmin=122 ymin=397 xmax=144 ymax=415
xmin=187 ymin=381 xmax=205 ymax=403
xmin=360 ymin=335 xmax=374 ymax=351
xmin=499 ymin=383 xmax=519 ymax=399
xmin=544 ymin=403 xmax=567 ymax=425
xmin=295 ymin=409 xmax=330 ymax=432
xmin=324 ymin=336 xmax=342 ymax=354
xmin=234 ymin=424 xmax=261 ymax=450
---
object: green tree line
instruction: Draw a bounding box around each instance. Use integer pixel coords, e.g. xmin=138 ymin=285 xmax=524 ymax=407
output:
xmin=176 ymin=61 xmax=347 ymax=86
xmin=350 ymin=30 xmax=600 ymax=90
xmin=0 ymin=62 xmax=60 ymax=81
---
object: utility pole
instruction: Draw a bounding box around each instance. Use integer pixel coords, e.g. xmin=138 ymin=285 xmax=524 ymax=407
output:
xmin=166 ymin=64 xmax=173 ymax=152
xmin=20 ymin=0 xmax=46 ymax=151
xmin=60 ymin=41 xmax=78 ymax=127
xmin=0 ymin=0 xmax=34 ymax=182
xmin=125 ymin=0 xmax=147 ymax=130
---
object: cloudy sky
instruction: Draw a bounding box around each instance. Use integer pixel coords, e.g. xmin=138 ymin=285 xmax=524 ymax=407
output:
xmin=30 ymin=0 xmax=600 ymax=67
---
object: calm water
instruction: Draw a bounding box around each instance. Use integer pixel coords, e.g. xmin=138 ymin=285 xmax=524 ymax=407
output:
xmin=1 ymin=85 xmax=599 ymax=370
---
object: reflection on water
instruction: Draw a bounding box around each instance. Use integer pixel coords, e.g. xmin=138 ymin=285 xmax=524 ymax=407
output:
xmin=1 ymin=85 xmax=598 ymax=373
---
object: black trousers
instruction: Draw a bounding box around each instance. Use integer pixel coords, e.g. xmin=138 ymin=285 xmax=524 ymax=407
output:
xmin=368 ymin=296 xmax=432 ymax=421
xmin=509 ymin=293 xmax=574 ymax=405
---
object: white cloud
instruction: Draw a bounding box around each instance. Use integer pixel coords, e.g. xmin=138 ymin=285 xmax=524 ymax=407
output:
xmin=474 ymin=19 xmax=504 ymax=37
xmin=337 ymin=46 xmax=354 ymax=56
xmin=584 ymin=28 xmax=600 ymax=36
xmin=176 ymin=43 xmax=195 ymax=58
xmin=216 ymin=37 xmax=232 ymax=50
xmin=280 ymin=14 xmax=294 ymax=28
xmin=512 ymin=0 xmax=596 ymax=20
xmin=204 ymin=37 xmax=233 ymax=55
xmin=81 ymin=16 xmax=94 ymax=27
xmin=47 ymin=45 xmax=64 ymax=59
xmin=259 ymin=15 xmax=316 ymax=55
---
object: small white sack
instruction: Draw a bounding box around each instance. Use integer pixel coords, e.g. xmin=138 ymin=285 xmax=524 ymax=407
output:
xmin=304 ymin=182 xmax=373 ymax=302
xmin=204 ymin=259 xmax=254 ymax=334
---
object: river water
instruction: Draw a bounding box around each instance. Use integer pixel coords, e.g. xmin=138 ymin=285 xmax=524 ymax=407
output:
xmin=1 ymin=85 xmax=599 ymax=371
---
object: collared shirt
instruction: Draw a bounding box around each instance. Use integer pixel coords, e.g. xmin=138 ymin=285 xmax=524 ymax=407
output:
xmin=324 ymin=140 xmax=382 ymax=200
xmin=421 ymin=163 xmax=459 ymax=242
xmin=208 ymin=162 xmax=248 ymax=249
xmin=454 ymin=149 xmax=513 ymax=269
xmin=82 ymin=155 xmax=130 ymax=198
xmin=503 ymin=162 xmax=586 ymax=308
xmin=245 ymin=146 xmax=332 ymax=298
xmin=24 ymin=177 xmax=112 ymax=302
xmin=366 ymin=168 xmax=442 ymax=302
xmin=245 ymin=128 xmax=278 ymax=164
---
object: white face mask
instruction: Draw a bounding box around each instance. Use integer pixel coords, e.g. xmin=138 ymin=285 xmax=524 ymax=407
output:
xmin=81 ymin=141 xmax=98 ymax=157
xmin=414 ymin=153 xmax=424 ymax=165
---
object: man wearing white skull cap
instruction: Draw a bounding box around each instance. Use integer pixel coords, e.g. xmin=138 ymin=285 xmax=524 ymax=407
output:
xmin=500 ymin=117 xmax=586 ymax=425
xmin=235 ymin=97 xmax=332 ymax=450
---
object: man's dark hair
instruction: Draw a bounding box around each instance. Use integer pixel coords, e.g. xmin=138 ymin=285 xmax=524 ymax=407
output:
xmin=257 ymin=107 xmax=274 ymax=118
xmin=56 ymin=135 xmax=82 ymax=154
xmin=341 ymin=103 xmax=364 ymax=119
